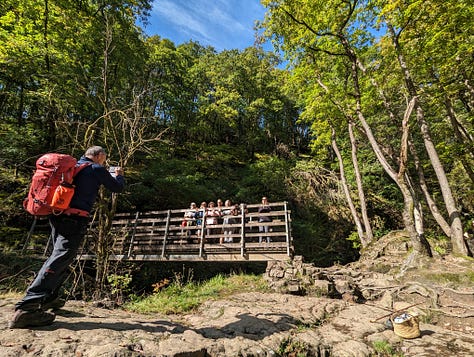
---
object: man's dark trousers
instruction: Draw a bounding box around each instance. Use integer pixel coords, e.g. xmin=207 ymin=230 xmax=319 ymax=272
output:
xmin=15 ymin=215 xmax=89 ymax=311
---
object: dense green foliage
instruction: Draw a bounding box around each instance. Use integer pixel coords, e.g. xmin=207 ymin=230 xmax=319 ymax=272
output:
xmin=1 ymin=0 xmax=473 ymax=271
xmin=259 ymin=0 xmax=473 ymax=255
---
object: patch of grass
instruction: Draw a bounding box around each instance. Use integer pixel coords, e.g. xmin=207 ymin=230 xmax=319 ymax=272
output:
xmin=433 ymin=245 xmax=447 ymax=256
xmin=0 ymin=291 xmax=23 ymax=299
xmin=419 ymin=309 xmax=442 ymax=324
xmin=421 ymin=271 xmax=474 ymax=288
xmin=372 ymin=340 xmax=404 ymax=357
xmin=0 ymin=227 xmax=28 ymax=251
xmin=124 ymin=273 xmax=269 ymax=315
xmin=278 ymin=337 xmax=310 ymax=356
xmin=426 ymin=234 xmax=450 ymax=257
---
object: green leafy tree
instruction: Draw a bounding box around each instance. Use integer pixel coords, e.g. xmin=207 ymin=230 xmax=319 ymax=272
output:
xmin=190 ymin=47 xmax=305 ymax=157
xmin=259 ymin=0 xmax=471 ymax=256
xmin=259 ymin=0 xmax=431 ymax=255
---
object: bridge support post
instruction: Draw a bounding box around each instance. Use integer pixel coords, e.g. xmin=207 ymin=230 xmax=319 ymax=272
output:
xmin=240 ymin=203 xmax=246 ymax=258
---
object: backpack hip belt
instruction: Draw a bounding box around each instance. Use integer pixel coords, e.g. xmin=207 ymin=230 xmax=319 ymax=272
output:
xmin=62 ymin=208 xmax=89 ymax=217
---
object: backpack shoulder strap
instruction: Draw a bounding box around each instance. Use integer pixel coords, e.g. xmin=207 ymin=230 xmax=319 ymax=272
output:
xmin=73 ymin=162 xmax=92 ymax=177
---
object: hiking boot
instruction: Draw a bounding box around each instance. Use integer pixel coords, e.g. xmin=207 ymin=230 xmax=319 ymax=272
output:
xmin=42 ymin=297 xmax=66 ymax=311
xmin=8 ymin=309 xmax=55 ymax=329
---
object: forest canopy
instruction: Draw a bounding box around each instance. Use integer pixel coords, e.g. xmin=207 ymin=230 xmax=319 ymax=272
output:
xmin=1 ymin=0 xmax=473 ymax=265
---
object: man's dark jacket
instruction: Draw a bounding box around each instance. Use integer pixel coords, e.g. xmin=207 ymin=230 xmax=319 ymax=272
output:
xmin=70 ymin=156 xmax=125 ymax=213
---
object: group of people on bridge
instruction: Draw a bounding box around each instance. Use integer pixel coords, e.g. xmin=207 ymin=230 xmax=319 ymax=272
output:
xmin=182 ymin=197 xmax=273 ymax=244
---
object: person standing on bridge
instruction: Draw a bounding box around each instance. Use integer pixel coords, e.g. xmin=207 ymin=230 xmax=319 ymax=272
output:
xmin=258 ymin=196 xmax=272 ymax=243
xmin=221 ymin=199 xmax=234 ymax=243
xmin=9 ymin=146 xmax=125 ymax=329
xmin=206 ymin=201 xmax=221 ymax=239
xmin=182 ymin=202 xmax=198 ymax=238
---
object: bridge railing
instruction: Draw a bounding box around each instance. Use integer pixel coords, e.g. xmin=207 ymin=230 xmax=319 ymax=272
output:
xmin=79 ymin=201 xmax=293 ymax=261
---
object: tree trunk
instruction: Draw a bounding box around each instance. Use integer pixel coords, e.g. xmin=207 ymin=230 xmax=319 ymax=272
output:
xmin=355 ymin=98 xmax=432 ymax=256
xmin=315 ymin=77 xmax=373 ymax=246
xmin=341 ymin=35 xmax=431 ymax=256
xmin=331 ymin=127 xmax=366 ymax=246
xmin=349 ymin=120 xmax=373 ymax=244
xmin=416 ymin=105 xmax=468 ymax=255
xmin=388 ymin=24 xmax=469 ymax=256
xmin=397 ymin=96 xmax=431 ymax=256
xmin=443 ymin=95 xmax=474 ymax=184
xmin=409 ymin=139 xmax=452 ymax=237
xmin=399 ymin=176 xmax=431 ymax=256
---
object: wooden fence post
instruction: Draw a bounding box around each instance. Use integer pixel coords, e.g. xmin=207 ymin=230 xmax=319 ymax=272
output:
xmin=284 ymin=201 xmax=291 ymax=256
xmin=162 ymin=210 xmax=171 ymax=258
xmin=240 ymin=203 xmax=246 ymax=257
xmin=127 ymin=211 xmax=140 ymax=257
xmin=199 ymin=208 xmax=206 ymax=257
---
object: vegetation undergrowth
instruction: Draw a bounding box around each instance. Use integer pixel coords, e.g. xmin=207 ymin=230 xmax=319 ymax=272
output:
xmin=278 ymin=336 xmax=311 ymax=356
xmin=0 ymin=253 xmax=45 ymax=294
xmin=420 ymin=271 xmax=474 ymax=288
xmin=372 ymin=340 xmax=404 ymax=357
xmin=124 ymin=273 xmax=269 ymax=315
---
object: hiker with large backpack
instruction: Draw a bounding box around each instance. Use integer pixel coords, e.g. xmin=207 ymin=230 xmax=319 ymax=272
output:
xmin=9 ymin=146 xmax=125 ymax=329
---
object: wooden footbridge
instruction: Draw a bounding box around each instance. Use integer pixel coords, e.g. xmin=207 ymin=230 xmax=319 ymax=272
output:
xmin=78 ymin=201 xmax=293 ymax=262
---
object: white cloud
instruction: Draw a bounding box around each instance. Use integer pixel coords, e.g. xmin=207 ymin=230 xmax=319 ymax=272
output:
xmin=209 ymin=6 xmax=246 ymax=33
xmin=153 ymin=1 xmax=213 ymax=42
xmin=150 ymin=0 xmax=265 ymax=50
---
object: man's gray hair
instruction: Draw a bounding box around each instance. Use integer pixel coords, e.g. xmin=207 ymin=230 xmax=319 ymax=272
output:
xmin=85 ymin=146 xmax=106 ymax=157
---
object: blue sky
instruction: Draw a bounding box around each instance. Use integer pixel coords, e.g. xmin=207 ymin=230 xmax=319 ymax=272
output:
xmin=141 ymin=0 xmax=267 ymax=51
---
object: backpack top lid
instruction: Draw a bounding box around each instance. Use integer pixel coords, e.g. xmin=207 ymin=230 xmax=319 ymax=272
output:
xmin=36 ymin=153 xmax=78 ymax=183
xmin=36 ymin=153 xmax=77 ymax=170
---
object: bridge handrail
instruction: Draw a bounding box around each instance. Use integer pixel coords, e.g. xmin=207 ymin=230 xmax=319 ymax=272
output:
xmin=81 ymin=201 xmax=293 ymax=261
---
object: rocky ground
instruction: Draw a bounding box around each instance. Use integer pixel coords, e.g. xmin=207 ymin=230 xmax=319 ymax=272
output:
xmin=0 ymin=232 xmax=473 ymax=356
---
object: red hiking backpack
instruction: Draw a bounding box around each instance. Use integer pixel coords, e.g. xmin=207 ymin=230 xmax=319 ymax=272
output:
xmin=23 ymin=153 xmax=90 ymax=216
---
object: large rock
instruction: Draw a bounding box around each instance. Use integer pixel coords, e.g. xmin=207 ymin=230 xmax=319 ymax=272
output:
xmin=1 ymin=241 xmax=473 ymax=356
xmin=1 ymin=286 xmax=473 ymax=357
